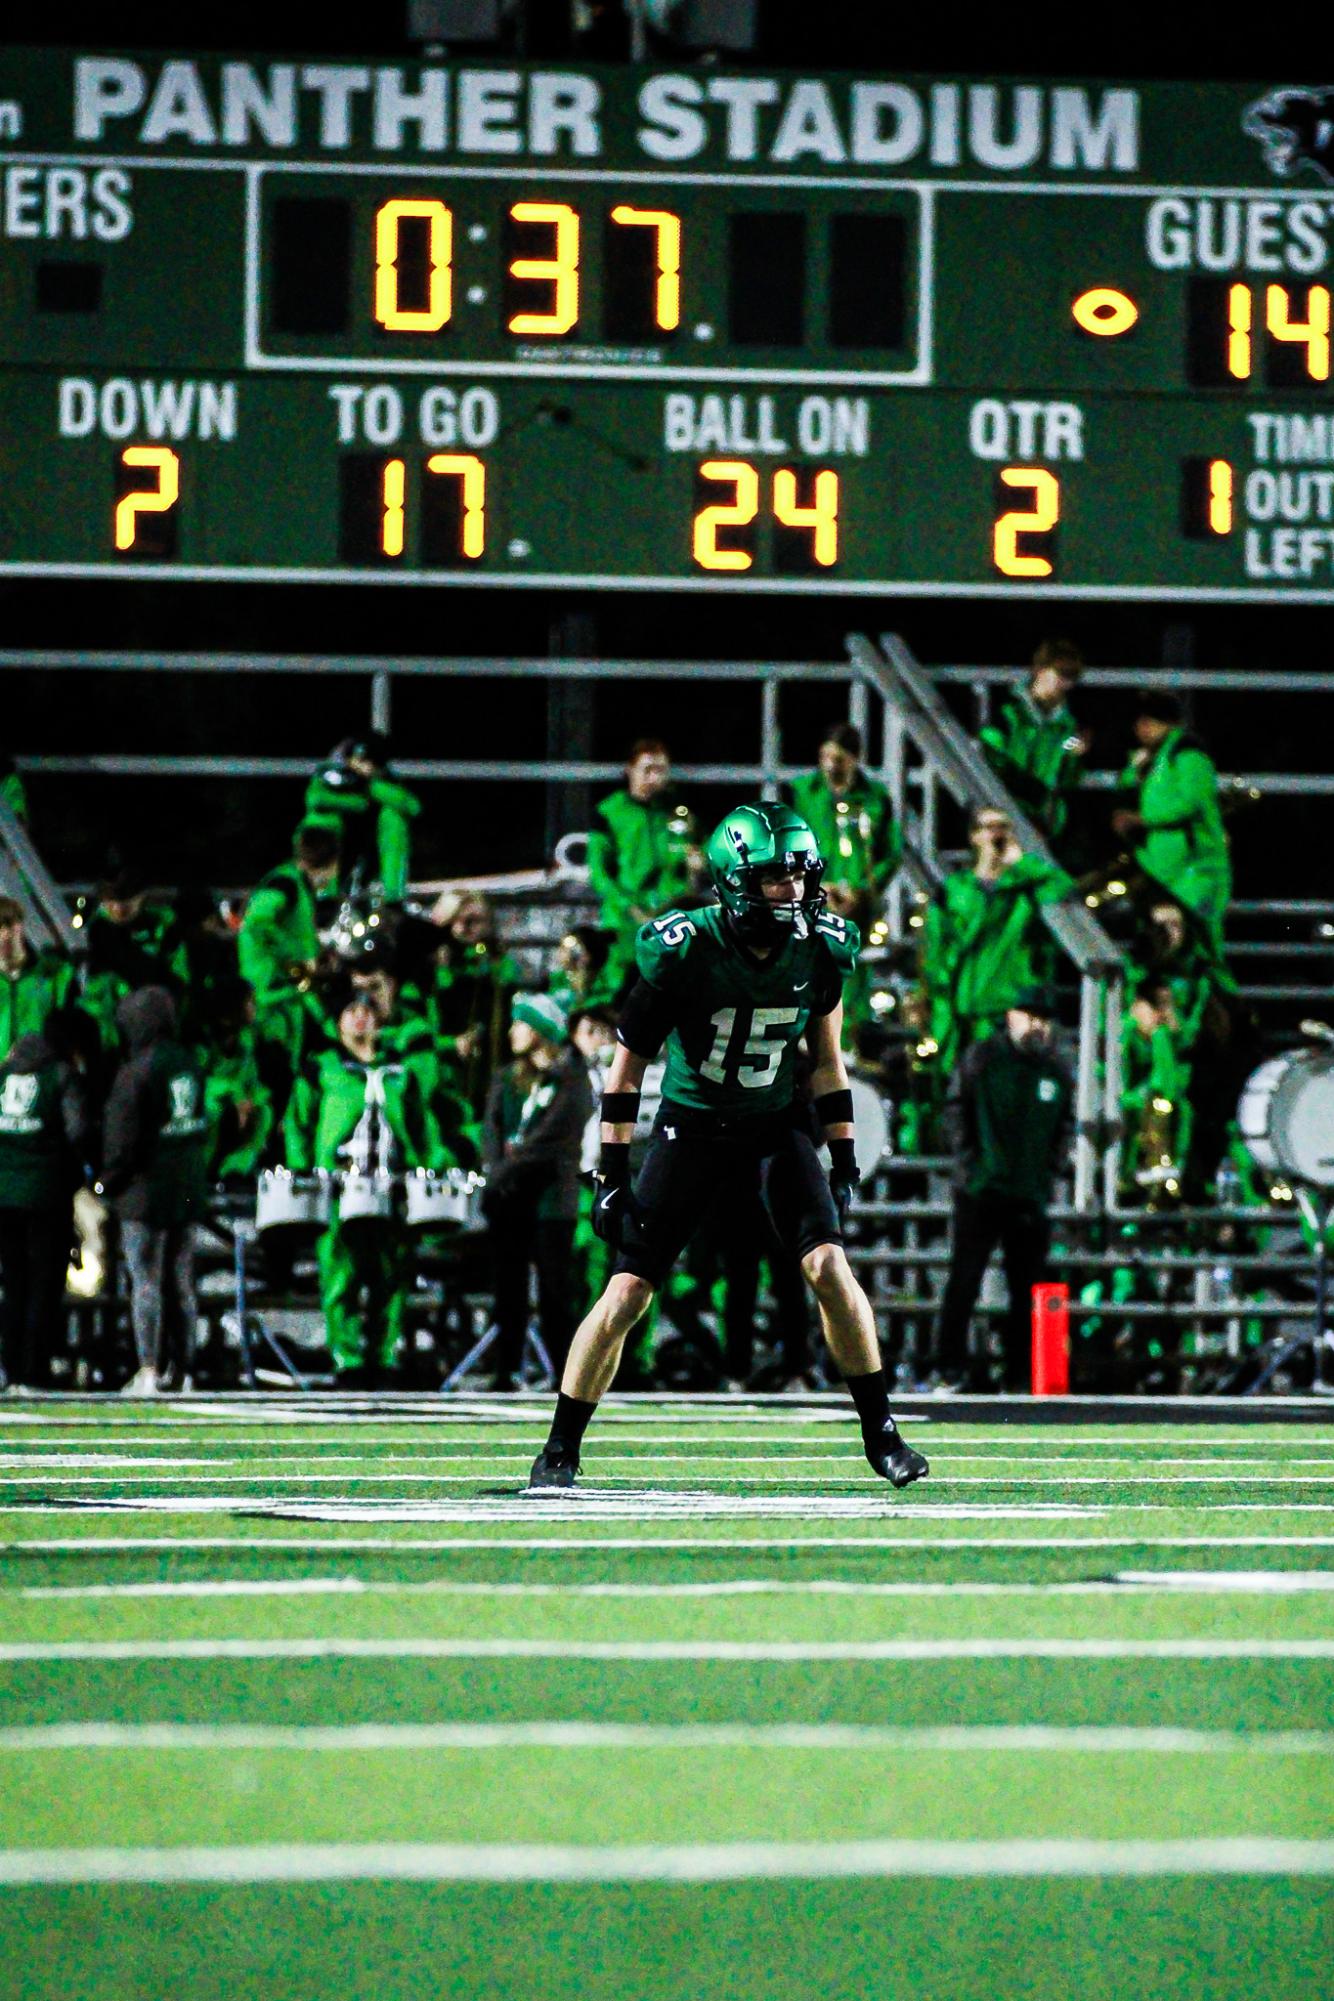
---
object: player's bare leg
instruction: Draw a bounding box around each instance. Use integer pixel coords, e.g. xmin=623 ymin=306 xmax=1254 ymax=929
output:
xmin=801 ymin=1241 xmax=929 ymax=1488
xmin=528 ymin=1274 xmax=655 ymax=1489
xmin=562 ymin=1274 xmax=655 ymax=1402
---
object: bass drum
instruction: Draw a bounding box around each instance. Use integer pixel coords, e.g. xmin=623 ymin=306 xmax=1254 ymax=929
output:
xmin=255 ymin=1169 xmax=332 ymax=1233
xmin=1238 ymin=1052 xmax=1334 ymax=1190
xmin=819 ymin=1075 xmax=890 ymax=1180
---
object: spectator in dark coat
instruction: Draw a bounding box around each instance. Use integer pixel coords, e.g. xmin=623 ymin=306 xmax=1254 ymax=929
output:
xmin=102 ymin=988 xmax=209 ymax=1395
xmin=0 ymin=1022 xmax=88 ymax=1389
xmin=932 ymin=985 xmax=1074 ymax=1393
xmin=482 ymin=994 xmax=592 ymax=1391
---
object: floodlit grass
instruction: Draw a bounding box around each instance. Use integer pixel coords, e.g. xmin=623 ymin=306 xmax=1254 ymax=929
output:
xmin=0 ymin=1402 xmax=1331 ymax=1998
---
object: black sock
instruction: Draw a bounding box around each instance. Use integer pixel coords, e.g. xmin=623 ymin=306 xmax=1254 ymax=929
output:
xmin=546 ymin=1391 xmax=598 ymax=1462
xmin=845 ymin=1368 xmax=898 ymax=1443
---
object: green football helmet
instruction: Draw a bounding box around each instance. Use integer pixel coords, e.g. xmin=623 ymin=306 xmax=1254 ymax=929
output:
xmin=705 ymin=802 xmax=826 ymax=942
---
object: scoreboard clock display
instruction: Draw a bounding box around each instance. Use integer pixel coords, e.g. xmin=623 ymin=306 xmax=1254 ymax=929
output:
xmin=3 ymin=52 xmax=1334 ymax=597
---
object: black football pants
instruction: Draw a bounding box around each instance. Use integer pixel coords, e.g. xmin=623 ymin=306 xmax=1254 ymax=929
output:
xmin=935 ymin=1189 xmax=1051 ymax=1390
xmin=0 ymin=1205 xmax=70 ymax=1388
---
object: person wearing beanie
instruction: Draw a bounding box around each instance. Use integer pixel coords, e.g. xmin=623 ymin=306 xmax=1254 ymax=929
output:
xmin=481 ymin=992 xmax=592 ymax=1391
xmin=101 ymin=987 xmax=210 ymax=1396
xmin=1113 ymin=690 xmax=1232 ymax=956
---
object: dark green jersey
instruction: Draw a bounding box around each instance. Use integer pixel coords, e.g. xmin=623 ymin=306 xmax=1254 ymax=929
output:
xmin=630 ymin=904 xmax=859 ymax=1118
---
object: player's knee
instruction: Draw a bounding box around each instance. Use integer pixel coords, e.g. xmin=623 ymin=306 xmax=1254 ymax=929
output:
xmin=604 ymin=1272 xmax=654 ymax=1332
xmin=801 ymin=1240 xmax=849 ymax=1298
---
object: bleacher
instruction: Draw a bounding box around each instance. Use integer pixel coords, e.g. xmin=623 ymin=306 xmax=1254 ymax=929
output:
xmin=4 ymin=634 xmax=1330 ymax=1396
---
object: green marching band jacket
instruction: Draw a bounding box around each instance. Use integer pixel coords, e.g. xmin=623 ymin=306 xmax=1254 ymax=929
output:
xmin=285 ymin=1049 xmax=449 ymax=1180
xmin=979 ymin=690 xmax=1083 ymax=839
xmin=587 ymin=790 xmax=698 ymax=939
xmin=1120 ymin=728 xmax=1232 ymax=941
xmin=789 ymin=769 xmax=902 ymax=898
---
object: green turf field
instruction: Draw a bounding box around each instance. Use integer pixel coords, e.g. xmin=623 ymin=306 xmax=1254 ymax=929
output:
xmin=0 ymin=1397 xmax=1331 ymax=1999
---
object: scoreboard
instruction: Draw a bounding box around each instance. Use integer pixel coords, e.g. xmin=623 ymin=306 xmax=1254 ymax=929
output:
xmin=3 ymin=51 xmax=1334 ymax=597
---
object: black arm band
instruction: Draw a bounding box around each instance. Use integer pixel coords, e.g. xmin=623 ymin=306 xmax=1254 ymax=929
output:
xmin=815 ymin=1087 xmax=855 ymax=1128
xmin=828 ymin=1137 xmax=858 ymax=1179
xmin=600 ymin=1092 xmax=641 ymax=1125
xmin=598 ymin=1141 xmax=631 ymax=1187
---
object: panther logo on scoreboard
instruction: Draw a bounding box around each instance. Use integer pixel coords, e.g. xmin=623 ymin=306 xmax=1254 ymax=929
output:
xmin=1242 ymin=86 xmax=1334 ymax=187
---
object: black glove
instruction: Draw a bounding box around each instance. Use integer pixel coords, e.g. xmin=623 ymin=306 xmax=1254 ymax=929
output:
xmin=827 ymin=1136 xmax=860 ymax=1230
xmin=590 ymin=1142 xmax=634 ymax=1247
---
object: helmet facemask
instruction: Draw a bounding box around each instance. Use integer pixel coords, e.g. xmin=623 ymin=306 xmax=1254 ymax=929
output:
xmin=723 ymin=852 xmax=827 ymax=945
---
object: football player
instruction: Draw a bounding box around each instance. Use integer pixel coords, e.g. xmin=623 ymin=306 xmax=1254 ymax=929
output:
xmin=529 ymin=802 xmax=928 ymax=1491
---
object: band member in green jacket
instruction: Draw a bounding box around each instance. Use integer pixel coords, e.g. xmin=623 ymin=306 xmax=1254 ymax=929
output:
xmin=304 ymin=735 xmax=422 ymax=902
xmin=588 ymin=740 xmax=703 ymax=979
xmin=0 ymin=898 xmax=78 ymax=1063
xmin=978 ymin=639 xmax=1090 ymax=845
xmin=285 ymin=986 xmax=449 ymax=1386
xmin=923 ymin=807 xmax=1073 ymax=1079
xmin=790 ymin=722 xmax=901 ymax=920
xmin=238 ymin=822 xmax=341 ymax=1114
xmin=1113 ymin=691 xmax=1232 ymax=957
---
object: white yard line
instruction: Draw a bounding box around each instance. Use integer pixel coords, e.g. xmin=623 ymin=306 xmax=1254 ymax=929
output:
xmin=0 ymin=1721 xmax=1328 ymax=1756
xmin=20 ymin=1573 xmax=1334 ymax=1600
xmin=0 ymin=1500 xmax=1116 ymax=1520
xmin=1 ymin=1638 xmax=1330 ymax=1662
xmin=9 ymin=1453 xmax=1334 ymax=1470
xmin=7 ymin=1534 xmax=1334 ymax=1553
xmin=0 ymin=1838 xmax=1330 ymax=1885
xmin=3 ymin=1472 xmax=1331 ymax=1486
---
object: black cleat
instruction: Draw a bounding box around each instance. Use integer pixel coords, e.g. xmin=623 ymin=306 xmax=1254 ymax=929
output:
xmin=527 ymin=1447 xmax=579 ymax=1491
xmin=865 ymin=1422 xmax=929 ymax=1489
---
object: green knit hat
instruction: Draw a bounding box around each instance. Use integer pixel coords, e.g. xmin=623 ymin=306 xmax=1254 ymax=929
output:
xmin=512 ymin=992 xmax=568 ymax=1042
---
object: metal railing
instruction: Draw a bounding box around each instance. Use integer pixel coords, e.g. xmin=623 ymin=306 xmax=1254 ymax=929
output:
xmin=847 ymin=634 xmax=1127 ymax=1215
xmin=0 ymin=798 xmax=83 ymax=958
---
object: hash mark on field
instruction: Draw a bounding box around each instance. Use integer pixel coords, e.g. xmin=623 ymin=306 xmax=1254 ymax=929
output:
xmin=1 ymin=1838 xmax=1331 ymax=1884
xmin=2 ymin=1638 xmax=1332 ymax=1662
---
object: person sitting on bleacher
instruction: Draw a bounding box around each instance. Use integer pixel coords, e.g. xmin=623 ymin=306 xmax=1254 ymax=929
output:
xmin=978 ymin=639 xmax=1089 ymax=847
xmin=922 ymin=806 xmax=1074 ymax=1084
xmin=0 ymin=897 xmax=78 ymax=1063
xmin=1112 ymin=690 xmax=1232 ymax=959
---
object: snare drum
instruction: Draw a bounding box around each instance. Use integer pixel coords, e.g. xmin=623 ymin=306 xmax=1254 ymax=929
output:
xmin=255 ymin=1168 xmax=332 ymax=1232
xmin=405 ymin=1168 xmax=474 ymax=1229
xmin=337 ymin=1171 xmax=396 ymax=1223
xmin=1238 ymin=1052 xmax=1334 ymax=1190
